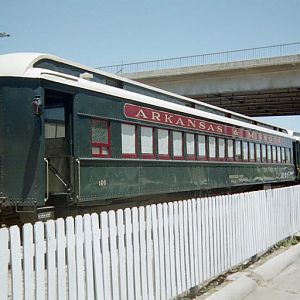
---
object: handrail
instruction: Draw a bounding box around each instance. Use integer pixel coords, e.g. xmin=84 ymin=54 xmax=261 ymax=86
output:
xmin=97 ymin=42 xmax=300 ymax=74
xmin=76 ymin=159 xmax=81 ymax=201
xmin=44 ymin=158 xmax=49 ymax=202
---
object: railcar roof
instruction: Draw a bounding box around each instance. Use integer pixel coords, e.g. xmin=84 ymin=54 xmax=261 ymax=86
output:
xmin=0 ymin=52 xmax=295 ymax=140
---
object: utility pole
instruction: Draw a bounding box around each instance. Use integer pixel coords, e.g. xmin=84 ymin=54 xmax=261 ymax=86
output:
xmin=0 ymin=32 xmax=10 ymax=38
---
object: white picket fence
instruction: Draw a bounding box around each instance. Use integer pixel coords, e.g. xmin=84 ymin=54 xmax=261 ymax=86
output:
xmin=1 ymin=185 xmax=300 ymax=300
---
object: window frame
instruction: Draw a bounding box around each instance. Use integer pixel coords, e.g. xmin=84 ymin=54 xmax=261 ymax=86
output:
xmin=197 ymin=134 xmax=207 ymax=161
xmin=91 ymin=119 xmax=111 ymax=158
xmin=242 ymin=141 xmax=249 ymax=162
xmin=140 ymin=125 xmax=155 ymax=159
xmin=218 ymin=138 xmax=226 ymax=161
xmin=281 ymin=147 xmax=286 ymax=163
xmin=235 ymin=140 xmax=242 ymax=162
xmin=255 ymin=143 xmax=261 ymax=162
xmin=272 ymin=145 xmax=277 ymax=163
xmin=227 ymin=139 xmax=234 ymax=162
xmin=266 ymin=145 xmax=272 ymax=163
xmin=286 ymin=148 xmax=292 ymax=163
xmin=208 ymin=136 xmax=217 ymax=161
xmin=249 ymin=142 xmax=255 ymax=162
xmin=261 ymin=144 xmax=267 ymax=163
xmin=173 ymin=131 xmax=184 ymax=160
xmin=186 ymin=132 xmax=196 ymax=160
xmin=277 ymin=146 xmax=282 ymax=163
xmin=157 ymin=128 xmax=170 ymax=160
xmin=121 ymin=123 xmax=138 ymax=159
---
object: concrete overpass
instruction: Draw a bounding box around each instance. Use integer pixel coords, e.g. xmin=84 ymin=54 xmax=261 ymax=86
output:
xmin=99 ymin=43 xmax=300 ymax=117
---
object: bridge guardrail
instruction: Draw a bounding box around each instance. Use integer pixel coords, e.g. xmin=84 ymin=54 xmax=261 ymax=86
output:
xmin=98 ymin=42 xmax=300 ymax=74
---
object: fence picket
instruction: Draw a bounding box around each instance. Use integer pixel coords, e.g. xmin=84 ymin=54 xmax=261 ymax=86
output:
xmin=151 ymin=204 xmax=160 ymax=300
xmin=0 ymin=228 xmax=9 ymax=300
xmin=168 ymin=202 xmax=177 ymax=297
xmin=124 ymin=208 xmax=134 ymax=300
xmin=117 ymin=210 xmax=127 ymax=300
xmin=219 ymin=196 xmax=225 ymax=273
xmin=91 ymin=213 xmax=104 ymax=300
xmin=163 ymin=203 xmax=171 ymax=298
xmin=202 ymin=198 xmax=209 ymax=281
xmin=173 ymin=201 xmax=182 ymax=294
xmin=196 ymin=199 xmax=203 ymax=284
xmin=66 ymin=216 xmax=77 ymax=300
xmin=146 ymin=205 xmax=154 ymax=300
xmin=178 ymin=201 xmax=186 ymax=292
xmin=187 ymin=200 xmax=195 ymax=287
xmin=56 ymin=218 xmax=66 ymax=300
xmin=75 ymin=215 xmax=85 ymax=300
xmin=10 ymin=226 xmax=23 ymax=300
xmin=83 ymin=214 xmax=95 ymax=300
xmin=208 ymin=197 xmax=214 ymax=278
xmin=132 ymin=207 xmax=141 ymax=300
xmin=183 ymin=201 xmax=191 ymax=286
xmin=23 ymin=223 xmax=34 ymax=300
xmin=139 ymin=206 xmax=148 ymax=300
xmin=109 ymin=210 xmax=120 ymax=300
xmin=100 ymin=211 xmax=112 ymax=300
xmin=157 ymin=203 xmax=166 ymax=299
xmin=212 ymin=197 xmax=218 ymax=276
xmin=46 ymin=220 xmax=56 ymax=300
xmin=34 ymin=222 xmax=45 ymax=300
xmin=192 ymin=199 xmax=199 ymax=285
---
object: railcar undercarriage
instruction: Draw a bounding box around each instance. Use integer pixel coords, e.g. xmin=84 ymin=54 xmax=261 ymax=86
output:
xmin=0 ymin=181 xmax=297 ymax=227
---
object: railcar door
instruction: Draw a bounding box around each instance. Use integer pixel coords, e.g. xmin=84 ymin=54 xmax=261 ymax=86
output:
xmin=294 ymin=141 xmax=300 ymax=180
xmin=44 ymin=89 xmax=73 ymax=205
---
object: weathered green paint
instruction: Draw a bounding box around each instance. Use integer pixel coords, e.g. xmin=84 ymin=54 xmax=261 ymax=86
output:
xmin=0 ymin=76 xmax=297 ymax=209
xmin=0 ymin=78 xmax=45 ymax=206
xmin=76 ymin=160 xmax=295 ymax=202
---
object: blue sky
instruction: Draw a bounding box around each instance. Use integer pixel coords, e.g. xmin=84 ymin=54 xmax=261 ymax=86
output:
xmin=1 ymin=0 xmax=300 ymax=130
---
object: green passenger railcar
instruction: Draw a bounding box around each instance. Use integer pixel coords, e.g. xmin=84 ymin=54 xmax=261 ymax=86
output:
xmin=0 ymin=53 xmax=298 ymax=222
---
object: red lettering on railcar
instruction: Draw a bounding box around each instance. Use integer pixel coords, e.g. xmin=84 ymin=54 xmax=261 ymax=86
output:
xmin=124 ymin=103 xmax=284 ymax=145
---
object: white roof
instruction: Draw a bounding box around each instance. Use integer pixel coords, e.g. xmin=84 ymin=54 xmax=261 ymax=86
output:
xmin=0 ymin=52 xmax=295 ymax=140
xmin=0 ymin=53 xmax=271 ymax=120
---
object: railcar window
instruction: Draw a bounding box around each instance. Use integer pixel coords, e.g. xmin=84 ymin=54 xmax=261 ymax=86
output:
xmin=267 ymin=145 xmax=272 ymax=162
xmin=255 ymin=144 xmax=261 ymax=162
xmin=249 ymin=143 xmax=255 ymax=161
xmin=92 ymin=119 xmax=110 ymax=157
xmin=235 ymin=140 xmax=242 ymax=160
xmin=198 ymin=135 xmax=206 ymax=159
xmin=208 ymin=137 xmax=217 ymax=159
xmin=285 ymin=148 xmax=289 ymax=163
xmin=262 ymin=144 xmax=267 ymax=162
xmin=218 ymin=138 xmax=225 ymax=160
xmin=277 ymin=147 xmax=281 ymax=163
xmin=173 ymin=131 xmax=184 ymax=158
xmin=281 ymin=147 xmax=285 ymax=163
xmin=286 ymin=148 xmax=291 ymax=163
xmin=243 ymin=142 xmax=249 ymax=161
xmin=228 ymin=139 xmax=234 ymax=159
xmin=121 ymin=124 xmax=137 ymax=157
xmin=141 ymin=126 xmax=154 ymax=158
xmin=44 ymin=107 xmax=65 ymax=139
xmin=158 ymin=129 xmax=169 ymax=158
xmin=186 ymin=133 xmax=195 ymax=158
xmin=272 ymin=146 xmax=277 ymax=162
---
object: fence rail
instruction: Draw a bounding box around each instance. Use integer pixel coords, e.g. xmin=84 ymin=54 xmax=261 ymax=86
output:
xmin=1 ymin=185 xmax=300 ymax=299
xmin=98 ymin=42 xmax=300 ymax=74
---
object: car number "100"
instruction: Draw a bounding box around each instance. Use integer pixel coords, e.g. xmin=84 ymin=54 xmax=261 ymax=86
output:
xmin=98 ymin=179 xmax=107 ymax=187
